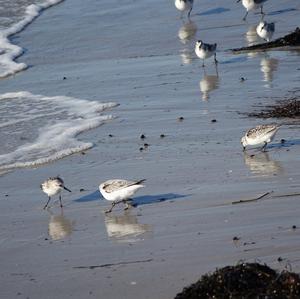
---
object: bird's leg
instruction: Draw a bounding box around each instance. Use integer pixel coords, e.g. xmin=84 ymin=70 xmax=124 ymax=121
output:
xmin=261 ymin=142 xmax=268 ymax=152
xmin=180 ymin=11 xmax=184 ymax=19
xmin=242 ymin=146 xmax=246 ymax=152
xmin=242 ymin=11 xmax=248 ymax=21
xmin=59 ymin=194 xmax=63 ymax=208
xmin=123 ymin=199 xmax=133 ymax=211
xmin=214 ymin=53 xmax=218 ymax=64
xmin=105 ymin=201 xmax=116 ymax=213
xmin=188 ymin=7 xmax=192 ymax=19
xmin=202 ymin=59 xmax=205 ymax=68
xmin=43 ymin=196 xmax=51 ymax=210
xmin=260 ymin=5 xmax=265 ymax=16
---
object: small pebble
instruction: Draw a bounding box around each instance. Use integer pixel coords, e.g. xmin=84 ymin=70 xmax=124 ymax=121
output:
xmin=292 ymin=225 xmax=297 ymax=230
xmin=81 ymin=152 xmax=86 ymax=155
xmin=277 ymin=257 xmax=283 ymax=262
xmin=178 ymin=117 xmax=184 ymax=122
xmin=108 ymin=134 xmax=113 ymax=137
xmin=211 ymin=119 xmax=217 ymax=123
xmin=144 ymin=143 xmax=149 ymax=148
xmin=233 ymin=236 xmax=240 ymax=241
xmin=63 ymin=76 xmax=67 ymax=80
xmin=139 ymin=147 xmax=144 ymax=151
xmin=281 ymin=139 xmax=286 ymax=144
xmin=140 ymin=134 xmax=146 ymax=139
xmin=80 ymin=188 xmax=85 ymax=192
xmin=240 ymin=77 xmax=246 ymax=82
xmin=160 ymin=134 xmax=165 ymax=138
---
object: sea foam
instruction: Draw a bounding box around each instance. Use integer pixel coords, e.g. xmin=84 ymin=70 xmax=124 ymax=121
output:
xmin=0 ymin=91 xmax=118 ymax=172
xmin=0 ymin=0 xmax=64 ymax=78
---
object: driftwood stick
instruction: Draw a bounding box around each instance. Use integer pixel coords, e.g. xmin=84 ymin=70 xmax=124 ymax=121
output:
xmin=272 ymin=192 xmax=300 ymax=198
xmin=73 ymin=258 xmax=153 ymax=270
xmin=232 ymin=192 xmax=271 ymax=205
xmin=230 ymin=27 xmax=300 ymax=53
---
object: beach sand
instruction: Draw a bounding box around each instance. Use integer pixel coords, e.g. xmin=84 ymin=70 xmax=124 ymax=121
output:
xmin=1 ymin=0 xmax=300 ymax=298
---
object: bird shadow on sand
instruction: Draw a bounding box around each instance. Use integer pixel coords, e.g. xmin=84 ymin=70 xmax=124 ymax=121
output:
xmin=268 ymin=139 xmax=300 ymax=149
xmin=73 ymin=190 xmax=101 ymax=202
xmin=131 ymin=193 xmax=188 ymax=207
xmin=73 ymin=191 xmax=188 ymax=206
xmin=195 ymin=7 xmax=230 ymax=16
xmin=267 ymin=8 xmax=297 ymax=16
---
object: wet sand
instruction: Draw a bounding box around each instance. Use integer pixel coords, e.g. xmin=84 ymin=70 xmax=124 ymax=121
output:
xmin=1 ymin=0 xmax=300 ymax=298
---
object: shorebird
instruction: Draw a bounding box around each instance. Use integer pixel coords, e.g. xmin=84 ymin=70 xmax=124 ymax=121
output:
xmin=41 ymin=177 xmax=71 ymax=209
xmin=175 ymin=0 xmax=194 ymax=19
xmin=99 ymin=179 xmax=145 ymax=213
xmin=256 ymin=21 xmax=275 ymax=41
xmin=237 ymin=0 xmax=268 ymax=21
xmin=241 ymin=124 xmax=280 ymax=151
xmin=195 ymin=40 xmax=217 ymax=67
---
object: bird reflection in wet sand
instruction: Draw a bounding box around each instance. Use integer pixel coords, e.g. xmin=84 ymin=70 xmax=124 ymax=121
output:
xmin=246 ymin=25 xmax=260 ymax=47
xmin=243 ymin=152 xmax=283 ymax=177
xmin=260 ymin=55 xmax=278 ymax=84
xmin=199 ymin=66 xmax=219 ymax=101
xmin=104 ymin=212 xmax=151 ymax=242
xmin=178 ymin=21 xmax=197 ymax=65
xmin=178 ymin=21 xmax=197 ymax=44
xmin=48 ymin=210 xmax=74 ymax=240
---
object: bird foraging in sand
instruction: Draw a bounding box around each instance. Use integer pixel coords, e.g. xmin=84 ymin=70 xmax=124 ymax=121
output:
xmin=195 ymin=40 xmax=217 ymax=67
xmin=175 ymin=0 xmax=194 ymax=19
xmin=40 ymin=176 xmax=71 ymax=209
xmin=256 ymin=20 xmax=275 ymax=42
xmin=241 ymin=124 xmax=280 ymax=151
xmin=99 ymin=179 xmax=145 ymax=213
xmin=237 ymin=0 xmax=268 ymax=21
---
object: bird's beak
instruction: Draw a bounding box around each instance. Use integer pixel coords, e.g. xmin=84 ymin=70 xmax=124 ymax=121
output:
xmin=64 ymin=186 xmax=72 ymax=192
xmin=237 ymin=0 xmax=241 ymax=2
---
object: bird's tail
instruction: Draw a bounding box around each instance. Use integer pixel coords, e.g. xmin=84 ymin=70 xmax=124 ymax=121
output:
xmin=135 ymin=179 xmax=146 ymax=185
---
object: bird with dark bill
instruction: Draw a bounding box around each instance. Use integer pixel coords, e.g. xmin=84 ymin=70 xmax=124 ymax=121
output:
xmin=40 ymin=177 xmax=71 ymax=209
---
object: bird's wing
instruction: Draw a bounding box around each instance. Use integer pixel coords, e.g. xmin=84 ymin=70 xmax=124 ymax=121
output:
xmin=103 ymin=179 xmax=145 ymax=193
xmin=247 ymin=124 xmax=279 ymax=139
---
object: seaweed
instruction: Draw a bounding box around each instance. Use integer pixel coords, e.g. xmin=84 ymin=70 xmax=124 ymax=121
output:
xmin=175 ymin=263 xmax=300 ymax=299
xmin=247 ymin=98 xmax=300 ymax=119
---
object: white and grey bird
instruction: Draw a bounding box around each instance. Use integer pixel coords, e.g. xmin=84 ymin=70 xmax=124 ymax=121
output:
xmin=237 ymin=0 xmax=268 ymax=21
xmin=99 ymin=179 xmax=145 ymax=213
xmin=175 ymin=0 xmax=194 ymax=19
xmin=40 ymin=176 xmax=71 ymax=209
xmin=241 ymin=124 xmax=280 ymax=151
xmin=256 ymin=21 xmax=275 ymax=42
xmin=195 ymin=40 xmax=217 ymax=67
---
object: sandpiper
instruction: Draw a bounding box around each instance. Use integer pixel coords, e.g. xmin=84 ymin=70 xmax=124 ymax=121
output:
xmin=40 ymin=176 xmax=71 ymax=209
xmin=237 ymin=0 xmax=268 ymax=21
xmin=99 ymin=179 xmax=145 ymax=213
xmin=175 ymin=0 xmax=194 ymax=19
xmin=241 ymin=124 xmax=280 ymax=151
xmin=195 ymin=40 xmax=217 ymax=67
xmin=256 ymin=20 xmax=275 ymax=41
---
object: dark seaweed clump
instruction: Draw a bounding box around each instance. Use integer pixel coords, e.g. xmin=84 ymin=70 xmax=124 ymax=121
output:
xmin=248 ymin=99 xmax=300 ymax=119
xmin=175 ymin=263 xmax=300 ymax=299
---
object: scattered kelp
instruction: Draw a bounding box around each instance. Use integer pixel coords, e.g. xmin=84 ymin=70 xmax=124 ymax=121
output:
xmin=231 ymin=27 xmax=300 ymax=53
xmin=247 ymin=98 xmax=300 ymax=119
xmin=175 ymin=263 xmax=300 ymax=299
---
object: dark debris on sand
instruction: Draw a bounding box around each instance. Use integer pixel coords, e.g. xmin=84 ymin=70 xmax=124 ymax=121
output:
xmin=231 ymin=27 xmax=300 ymax=52
xmin=247 ymin=98 xmax=300 ymax=119
xmin=175 ymin=263 xmax=300 ymax=299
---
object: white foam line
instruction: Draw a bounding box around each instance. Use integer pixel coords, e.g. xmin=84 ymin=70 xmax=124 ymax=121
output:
xmin=0 ymin=0 xmax=65 ymax=78
xmin=0 ymin=91 xmax=119 ymax=171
